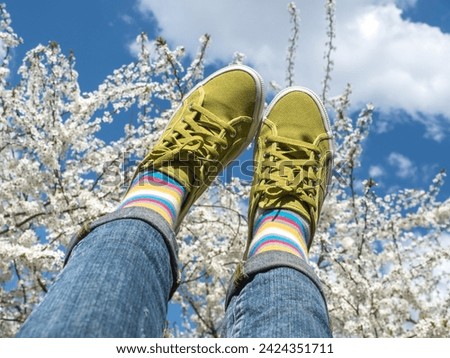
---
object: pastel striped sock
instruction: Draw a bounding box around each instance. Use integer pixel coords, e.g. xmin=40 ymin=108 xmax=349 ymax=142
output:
xmin=249 ymin=209 xmax=311 ymax=261
xmin=117 ymin=170 xmax=186 ymax=228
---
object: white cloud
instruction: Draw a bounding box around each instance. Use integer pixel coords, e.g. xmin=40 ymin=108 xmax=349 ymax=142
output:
xmin=120 ymin=14 xmax=134 ymax=25
xmin=135 ymin=0 xmax=450 ymax=139
xmin=334 ymin=4 xmax=450 ymax=136
xmin=387 ymin=152 xmax=417 ymax=178
xmin=369 ymin=165 xmax=385 ymax=178
xmin=136 ymin=0 xmax=297 ymax=83
xmin=376 ymin=0 xmax=418 ymax=8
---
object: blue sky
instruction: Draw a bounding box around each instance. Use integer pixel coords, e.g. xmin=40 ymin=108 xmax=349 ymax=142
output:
xmin=5 ymin=0 xmax=450 ymax=202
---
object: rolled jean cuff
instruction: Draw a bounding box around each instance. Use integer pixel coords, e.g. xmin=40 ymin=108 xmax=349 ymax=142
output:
xmin=64 ymin=207 xmax=180 ymax=298
xmin=225 ymin=251 xmax=328 ymax=311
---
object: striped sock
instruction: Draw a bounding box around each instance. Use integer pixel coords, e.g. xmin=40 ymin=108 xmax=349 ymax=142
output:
xmin=248 ymin=209 xmax=311 ymax=261
xmin=117 ymin=170 xmax=186 ymax=228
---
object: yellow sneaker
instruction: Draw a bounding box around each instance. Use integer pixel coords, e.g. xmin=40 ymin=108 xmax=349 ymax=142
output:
xmin=130 ymin=65 xmax=265 ymax=229
xmin=245 ymin=87 xmax=334 ymax=258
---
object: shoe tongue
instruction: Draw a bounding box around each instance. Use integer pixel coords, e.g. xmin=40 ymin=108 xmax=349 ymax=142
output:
xmin=269 ymin=97 xmax=317 ymax=144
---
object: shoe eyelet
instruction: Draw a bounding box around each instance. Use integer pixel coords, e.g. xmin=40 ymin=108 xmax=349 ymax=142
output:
xmin=221 ymin=143 xmax=228 ymax=149
xmin=230 ymin=132 xmax=236 ymax=138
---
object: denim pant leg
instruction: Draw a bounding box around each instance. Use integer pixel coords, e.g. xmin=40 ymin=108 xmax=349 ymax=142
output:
xmin=17 ymin=208 xmax=178 ymax=338
xmin=223 ymin=252 xmax=332 ymax=338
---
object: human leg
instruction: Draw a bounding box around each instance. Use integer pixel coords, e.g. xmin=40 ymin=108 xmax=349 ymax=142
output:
xmin=223 ymin=87 xmax=334 ymax=337
xmin=223 ymin=265 xmax=331 ymax=337
xmin=17 ymin=65 xmax=264 ymax=337
xmin=17 ymin=216 xmax=173 ymax=337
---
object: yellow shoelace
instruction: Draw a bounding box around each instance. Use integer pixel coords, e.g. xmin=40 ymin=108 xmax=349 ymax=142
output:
xmin=147 ymin=100 xmax=252 ymax=185
xmin=255 ymin=134 xmax=328 ymax=211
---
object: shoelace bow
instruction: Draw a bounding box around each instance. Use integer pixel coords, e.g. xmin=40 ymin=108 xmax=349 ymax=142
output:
xmin=255 ymin=134 xmax=325 ymax=211
xmin=148 ymin=101 xmax=252 ymax=183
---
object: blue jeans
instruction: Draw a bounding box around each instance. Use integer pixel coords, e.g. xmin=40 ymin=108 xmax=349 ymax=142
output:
xmin=17 ymin=208 xmax=331 ymax=337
